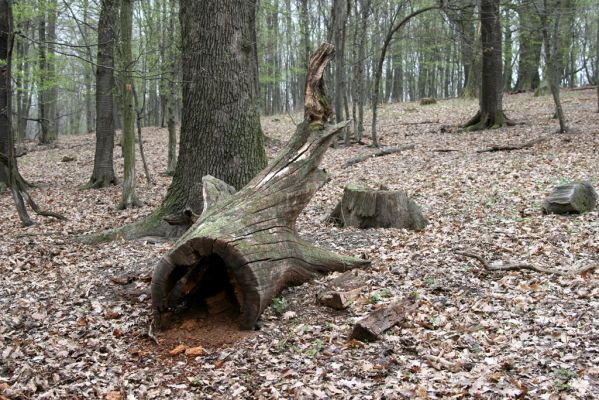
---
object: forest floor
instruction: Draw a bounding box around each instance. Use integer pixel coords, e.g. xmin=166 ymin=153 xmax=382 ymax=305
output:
xmin=1 ymin=88 xmax=598 ymax=399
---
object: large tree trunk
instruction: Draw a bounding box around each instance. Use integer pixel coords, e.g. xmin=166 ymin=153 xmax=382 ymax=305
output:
xmin=151 ymin=44 xmax=370 ymax=331
xmin=118 ymin=0 xmax=140 ymax=209
xmin=88 ymin=0 xmax=117 ymax=188
xmin=84 ymin=0 xmax=267 ymax=242
xmin=463 ymin=0 xmax=511 ymax=131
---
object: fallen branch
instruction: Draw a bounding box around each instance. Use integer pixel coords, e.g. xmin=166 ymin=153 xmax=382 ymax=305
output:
xmin=342 ymin=144 xmax=415 ymax=168
xmin=454 ymin=251 xmax=597 ymax=276
xmin=378 ymin=120 xmax=440 ymax=128
xmin=476 ymin=135 xmax=550 ymax=153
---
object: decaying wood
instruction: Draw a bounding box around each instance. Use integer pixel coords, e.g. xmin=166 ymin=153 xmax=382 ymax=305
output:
xmin=476 ymin=135 xmax=550 ymax=153
xmin=342 ymin=144 xmax=415 ymax=168
xmin=455 ymin=251 xmax=597 ymax=276
xmin=328 ymin=184 xmax=427 ymax=230
xmin=151 ymin=43 xmax=370 ymax=331
xmin=351 ymin=298 xmax=418 ymax=342
xmin=317 ymin=270 xmax=366 ymax=310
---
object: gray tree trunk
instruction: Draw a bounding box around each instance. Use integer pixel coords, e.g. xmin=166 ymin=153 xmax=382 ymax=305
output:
xmin=88 ymin=0 xmax=117 ymax=188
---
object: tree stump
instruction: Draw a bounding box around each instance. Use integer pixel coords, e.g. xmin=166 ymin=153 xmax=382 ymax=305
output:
xmin=328 ymin=184 xmax=427 ymax=230
xmin=542 ymin=182 xmax=597 ymax=215
xmin=151 ymin=43 xmax=370 ymax=330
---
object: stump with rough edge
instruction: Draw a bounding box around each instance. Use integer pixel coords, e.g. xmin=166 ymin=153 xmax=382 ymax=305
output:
xmin=328 ymin=183 xmax=428 ymax=230
xmin=151 ymin=43 xmax=370 ymax=330
xmin=542 ymin=182 xmax=597 ymax=215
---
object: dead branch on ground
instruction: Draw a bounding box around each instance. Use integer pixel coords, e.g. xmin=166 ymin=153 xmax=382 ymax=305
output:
xmin=454 ymin=251 xmax=597 ymax=276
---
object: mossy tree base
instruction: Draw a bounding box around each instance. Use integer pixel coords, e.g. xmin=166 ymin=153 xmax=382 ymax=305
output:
xmin=151 ymin=44 xmax=370 ymax=330
xmin=463 ymin=110 xmax=515 ymax=131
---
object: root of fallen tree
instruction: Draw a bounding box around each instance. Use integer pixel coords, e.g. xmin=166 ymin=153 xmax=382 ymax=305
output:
xmin=454 ymin=251 xmax=597 ymax=276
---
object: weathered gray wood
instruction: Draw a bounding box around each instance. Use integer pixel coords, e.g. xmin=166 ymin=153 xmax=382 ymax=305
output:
xmin=201 ymin=175 xmax=236 ymax=212
xmin=328 ymin=184 xmax=427 ymax=230
xmin=542 ymin=182 xmax=597 ymax=215
xmin=151 ymin=44 xmax=370 ymax=331
xmin=351 ymin=299 xmax=414 ymax=342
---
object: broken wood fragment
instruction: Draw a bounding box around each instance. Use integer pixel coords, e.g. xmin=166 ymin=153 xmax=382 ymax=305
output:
xmin=342 ymin=144 xmax=415 ymax=168
xmin=317 ymin=271 xmax=366 ymax=310
xmin=351 ymin=299 xmax=418 ymax=342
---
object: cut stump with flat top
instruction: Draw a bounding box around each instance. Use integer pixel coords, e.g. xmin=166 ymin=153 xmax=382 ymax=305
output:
xmin=542 ymin=182 xmax=597 ymax=215
xmin=151 ymin=43 xmax=370 ymax=331
xmin=328 ymin=184 xmax=427 ymax=230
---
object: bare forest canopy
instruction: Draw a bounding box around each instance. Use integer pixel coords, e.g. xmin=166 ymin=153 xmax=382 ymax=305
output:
xmin=5 ymin=0 xmax=599 ymax=141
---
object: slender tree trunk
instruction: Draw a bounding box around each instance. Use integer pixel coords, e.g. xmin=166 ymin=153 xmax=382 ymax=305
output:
xmin=596 ymin=15 xmax=598 ymax=112
xmin=355 ymin=0 xmax=370 ymax=142
xmin=542 ymin=0 xmax=567 ymax=133
xmin=46 ymin=0 xmax=57 ymax=141
xmin=119 ymin=0 xmax=140 ymax=208
xmin=463 ymin=0 xmax=510 ymax=130
xmin=371 ymin=5 xmax=438 ymax=146
xmin=37 ymin=7 xmax=50 ymax=144
xmin=88 ymin=0 xmax=117 ymax=188
xmin=503 ymin=9 xmax=513 ymax=91
xmin=332 ymin=0 xmax=348 ymax=145
xmin=166 ymin=0 xmax=177 ymax=175
xmin=83 ymin=0 xmax=94 ymax=133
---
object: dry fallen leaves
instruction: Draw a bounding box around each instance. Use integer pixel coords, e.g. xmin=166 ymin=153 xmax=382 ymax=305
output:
xmin=1 ymin=91 xmax=598 ymax=399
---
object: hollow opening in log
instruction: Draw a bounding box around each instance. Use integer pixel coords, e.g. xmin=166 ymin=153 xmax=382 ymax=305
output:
xmin=163 ymin=253 xmax=243 ymax=324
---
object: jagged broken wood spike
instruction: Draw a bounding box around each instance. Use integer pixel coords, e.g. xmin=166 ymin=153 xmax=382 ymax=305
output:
xmin=151 ymin=43 xmax=370 ymax=330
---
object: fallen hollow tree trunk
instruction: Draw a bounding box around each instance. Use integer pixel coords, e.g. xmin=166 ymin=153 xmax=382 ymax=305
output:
xmin=151 ymin=43 xmax=370 ymax=330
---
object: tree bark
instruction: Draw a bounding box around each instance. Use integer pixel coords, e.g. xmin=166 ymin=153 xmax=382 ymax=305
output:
xmin=88 ymin=0 xmax=117 ymax=188
xmin=83 ymin=0 xmax=267 ymax=242
xmin=463 ymin=0 xmax=511 ymax=131
xmin=118 ymin=0 xmax=141 ymax=209
xmin=37 ymin=7 xmax=50 ymax=144
xmin=151 ymin=43 xmax=370 ymax=330
xmin=596 ymin=15 xmax=598 ymax=112
xmin=332 ymin=0 xmax=348 ymax=145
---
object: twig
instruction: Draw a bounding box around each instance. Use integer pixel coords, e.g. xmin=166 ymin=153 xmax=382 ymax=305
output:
xmin=454 ymin=251 xmax=597 ymax=276
xmin=476 ymin=135 xmax=551 ymax=153
xmin=342 ymin=144 xmax=415 ymax=168
xmin=147 ymin=322 xmax=159 ymax=345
